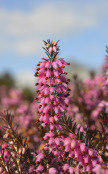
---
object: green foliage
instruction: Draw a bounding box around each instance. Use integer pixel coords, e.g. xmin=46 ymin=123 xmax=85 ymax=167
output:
xmin=0 ymin=73 xmax=15 ymax=89
xmin=22 ymin=87 xmax=34 ymax=102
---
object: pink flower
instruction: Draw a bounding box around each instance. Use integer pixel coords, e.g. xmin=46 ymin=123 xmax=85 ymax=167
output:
xmin=80 ymin=143 xmax=87 ymax=153
xmin=50 ymin=87 xmax=55 ymax=94
xmin=63 ymin=164 xmax=69 ymax=172
xmin=4 ymin=151 xmax=10 ymax=162
xmin=50 ymin=124 xmax=55 ymax=130
xmin=49 ymin=138 xmax=55 ymax=145
xmin=52 ymin=62 xmax=58 ymax=70
xmin=29 ymin=166 xmax=34 ymax=173
xmin=36 ymin=153 xmax=44 ymax=162
xmin=64 ymin=138 xmax=71 ymax=146
xmin=2 ymin=143 xmax=8 ymax=149
xmin=45 ymin=61 xmax=51 ymax=68
xmin=54 ymin=115 xmax=59 ymax=122
xmin=71 ymin=139 xmax=76 ymax=149
xmin=17 ymin=105 xmax=27 ymax=114
xmin=54 ymin=70 xmax=59 ymax=78
xmin=53 ymin=150 xmax=59 ymax=156
xmin=53 ymin=46 xmax=57 ymax=52
xmin=88 ymin=148 xmax=94 ymax=157
xmin=92 ymin=164 xmax=101 ymax=173
xmin=92 ymin=159 xmax=97 ymax=167
xmin=55 ymin=138 xmax=61 ymax=146
xmin=46 ymin=70 xmax=52 ymax=78
xmin=36 ymin=165 xmax=44 ymax=172
xmin=49 ymin=117 xmax=54 ymax=123
xmin=49 ymin=167 xmax=57 ymax=174
xmin=84 ymin=155 xmax=90 ymax=164
xmin=48 ymin=46 xmax=53 ymax=53
xmin=69 ymin=167 xmax=74 ymax=173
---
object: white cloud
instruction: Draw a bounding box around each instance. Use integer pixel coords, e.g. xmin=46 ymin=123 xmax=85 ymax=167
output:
xmin=15 ymin=71 xmax=36 ymax=89
xmin=0 ymin=1 xmax=108 ymax=55
xmin=14 ymin=39 xmax=42 ymax=55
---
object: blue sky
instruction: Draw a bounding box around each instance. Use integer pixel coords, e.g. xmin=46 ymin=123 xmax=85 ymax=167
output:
xmin=0 ymin=0 xmax=108 ymax=86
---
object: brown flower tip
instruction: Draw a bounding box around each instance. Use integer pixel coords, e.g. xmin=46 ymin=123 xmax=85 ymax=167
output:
xmin=37 ymin=64 xmax=40 ymax=66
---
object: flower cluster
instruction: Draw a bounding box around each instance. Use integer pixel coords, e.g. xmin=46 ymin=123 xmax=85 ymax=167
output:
xmin=35 ymin=58 xmax=70 ymax=130
xmin=45 ymin=41 xmax=59 ymax=53
xmin=0 ymin=40 xmax=107 ymax=173
xmin=34 ymin=40 xmax=107 ymax=173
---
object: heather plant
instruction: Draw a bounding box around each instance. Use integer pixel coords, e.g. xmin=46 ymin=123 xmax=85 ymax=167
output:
xmin=0 ymin=40 xmax=107 ymax=173
xmin=0 ymin=111 xmax=35 ymax=173
xmin=0 ymin=86 xmax=40 ymax=150
xmin=33 ymin=40 xmax=108 ymax=173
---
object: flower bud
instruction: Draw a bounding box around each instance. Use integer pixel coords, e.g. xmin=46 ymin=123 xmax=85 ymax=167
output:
xmin=48 ymin=46 xmax=53 ymax=53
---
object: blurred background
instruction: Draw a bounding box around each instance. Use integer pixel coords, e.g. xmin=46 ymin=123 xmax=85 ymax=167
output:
xmin=0 ymin=0 xmax=108 ymax=98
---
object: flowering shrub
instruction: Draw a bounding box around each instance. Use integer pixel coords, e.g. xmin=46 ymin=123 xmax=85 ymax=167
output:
xmin=0 ymin=40 xmax=108 ymax=173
